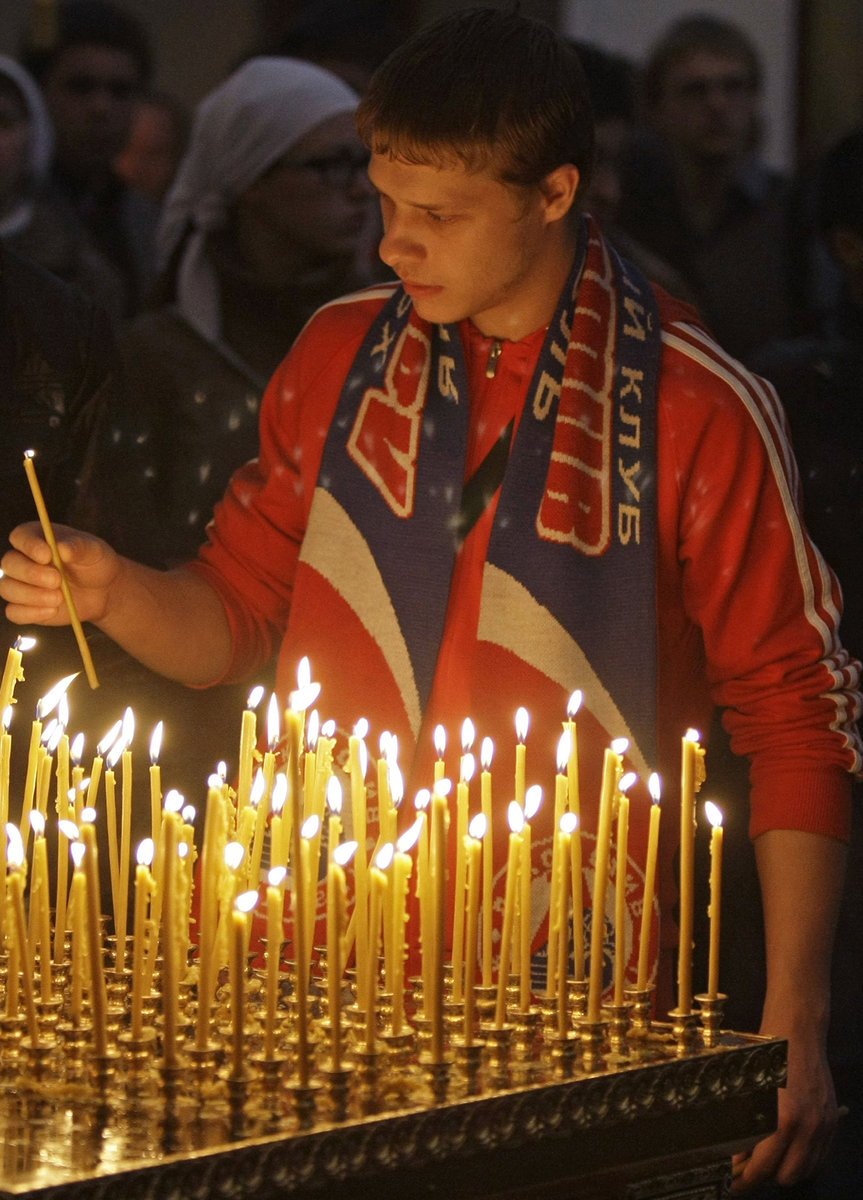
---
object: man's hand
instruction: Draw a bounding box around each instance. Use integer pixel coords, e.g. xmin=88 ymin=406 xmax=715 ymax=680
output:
xmin=1 ymin=522 xmax=120 ymax=626
xmin=731 ymin=1022 xmax=837 ymax=1191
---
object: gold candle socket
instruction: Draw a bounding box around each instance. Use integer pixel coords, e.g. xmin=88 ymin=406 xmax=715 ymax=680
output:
xmin=695 ymin=993 xmax=727 ymax=1048
xmin=668 ymin=1007 xmax=699 ymax=1055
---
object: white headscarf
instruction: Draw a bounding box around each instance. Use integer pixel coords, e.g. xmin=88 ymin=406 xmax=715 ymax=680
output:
xmin=157 ymin=56 xmax=359 ymax=342
xmin=0 ymin=54 xmax=54 ymax=237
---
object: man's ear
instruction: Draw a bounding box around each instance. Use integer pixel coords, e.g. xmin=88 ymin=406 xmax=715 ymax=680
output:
xmin=540 ymin=163 xmax=581 ymax=222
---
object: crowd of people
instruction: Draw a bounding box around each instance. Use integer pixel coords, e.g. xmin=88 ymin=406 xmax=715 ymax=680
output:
xmin=0 ymin=4 xmax=860 ymax=1198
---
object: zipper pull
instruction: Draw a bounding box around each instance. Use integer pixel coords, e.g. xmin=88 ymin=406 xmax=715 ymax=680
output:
xmin=485 ymin=338 xmax=503 ymax=379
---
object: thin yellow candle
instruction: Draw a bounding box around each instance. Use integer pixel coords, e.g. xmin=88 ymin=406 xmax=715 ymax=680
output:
xmin=23 ymin=451 xmax=98 ymax=687
xmin=237 ymin=685 xmax=264 ymax=817
xmin=70 ymin=732 xmax=85 ymax=822
xmin=116 ymin=721 xmax=134 ymax=971
xmin=249 ymin=694 xmax=279 ymax=888
xmin=519 ymin=784 xmax=542 ymax=1012
xmin=451 ymin=747 xmax=474 ymax=1002
xmin=303 ymin=715 xmax=319 ymax=825
xmin=325 ymin=775 xmax=342 ymax=866
xmin=130 ymin=838 xmax=154 ymax=1040
xmin=414 ymin=788 xmax=432 ymax=1014
xmin=269 ymin=773 xmax=288 ymax=869
xmin=391 ymin=819 xmax=420 ymax=1036
xmin=565 ymin=690 xmax=583 ymax=821
xmin=557 ymin=812 xmax=577 ymax=1037
xmin=104 ymin=742 xmax=122 ymax=941
xmin=264 ymin=866 xmax=286 ymax=1060
xmin=494 ymin=801 xmax=524 ymax=1029
xmin=230 ymin=889 xmax=258 ymax=1079
xmin=160 ymin=803 xmax=181 ymax=1068
xmin=28 ymin=813 xmax=52 ymax=1002
xmin=463 ymin=812 xmax=485 ymax=1046
xmin=433 ymin=723 xmax=447 ymax=784
xmin=430 ymin=780 xmax=448 ymax=1061
xmin=300 ymin=814 xmax=320 ymax=991
xmin=514 ymin=706 xmax=528 ymax=808
xmin=286 ymin=702 xmax=310 ymax=1086
xmin=148 ymin=722 xmax=163 ymax=843
xmin=678 ymin=728 xmax=706 ymax=1015
xmin=704 ymin=801 xmax=724 ymax=999
xmin=587 ymin=738 xmax=627 ymax=1023
xmin=327 ymin=841 xmax=356 ymax=1071
xmin=195 ymin=781 xmax=226 ymax=1050
xmin=546 ymin=731 xmax=570 ymax=998
xmin=80 ymin=820 xmax=108 ymax=1056
xmin=376 ymin=731 xmax=393 ymax=842
xmin=0 ymin=636 xmax=35 ymax=718
xmin=613 ymin=775 xmax=635 ymax=1007
xmin=19 ymin=709 xmax=43 ymax=854
xmin=6 ymin=826 xmax=40 ymax=1044
xmin=479 ymin=737 xmax=494 ymax=989
xmin=365 ymin=844 xmax=390 ymax=1053
xmin=636 ymin=773 xmax=662 ymax=991
xmin=69 ymin=840 xmax=85 ymax=1025
xmin=348 ymin=722 xmax=370 ymax=1012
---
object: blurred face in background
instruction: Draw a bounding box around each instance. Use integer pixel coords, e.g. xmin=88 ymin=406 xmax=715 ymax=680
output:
xmin=238 ymin=110 xmax=374 ymax=271
xmin=0 ymin=83 xmax=29 ymax=212
xmin=40 ymin=44 xmax=140 ymax=181
xmin=654 ymin=50 xmax=757 ymax=165
xmin=115 ymin=96 xmax=185 ymax=200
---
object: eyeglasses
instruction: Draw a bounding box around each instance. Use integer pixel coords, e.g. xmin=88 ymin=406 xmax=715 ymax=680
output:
xmin=279 ymin=149 xmax=371 ymax=188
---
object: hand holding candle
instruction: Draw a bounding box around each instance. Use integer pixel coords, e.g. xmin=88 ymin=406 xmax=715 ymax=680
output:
xmin=22 ymin=451 xmax=99 ymax=688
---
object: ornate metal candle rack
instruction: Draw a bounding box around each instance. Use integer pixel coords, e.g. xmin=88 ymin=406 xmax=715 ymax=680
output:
xmin=0 ymin=947 xmax=785 ymax=1200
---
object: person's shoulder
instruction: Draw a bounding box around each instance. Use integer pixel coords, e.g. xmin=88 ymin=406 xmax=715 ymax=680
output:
xmin=297 ymin=280 xmax=401 ymax=346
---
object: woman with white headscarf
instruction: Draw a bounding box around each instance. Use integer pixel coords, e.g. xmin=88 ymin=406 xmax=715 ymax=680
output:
xmin=0 ymin=54 xmax=126 ymax=318
xmin=82 ymin=57 xmax=378 ymax=809
xmin=110 ymin=56 xmax=377 ymax=569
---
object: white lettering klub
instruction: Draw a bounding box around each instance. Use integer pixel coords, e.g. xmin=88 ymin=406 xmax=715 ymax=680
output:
xmin=617 ymin=328 xmax=646 ymax=545
xmin=347 ymin=324 xmax=431 ymax=517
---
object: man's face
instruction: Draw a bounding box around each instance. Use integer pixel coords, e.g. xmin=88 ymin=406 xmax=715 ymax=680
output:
xmin=655 ymin=50 xmax=756 ymax=164
xmin=369 ymin=151 xmax=568 ymax=339
xmin=41 ymin=45 xmax=140 ymax=179
xmin=240 ymin=111 xmax=374 ymax=268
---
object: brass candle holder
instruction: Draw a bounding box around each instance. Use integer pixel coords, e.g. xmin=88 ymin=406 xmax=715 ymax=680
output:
xmin=695 ymin=992 xmax=727 ymax=1048
xmin=575 ymin=1015 xmax=608 ymax=1072
xmin=667 ymin=1007 xmax=699 ymax=1055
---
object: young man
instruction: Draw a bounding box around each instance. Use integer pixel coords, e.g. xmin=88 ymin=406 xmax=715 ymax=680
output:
xmin=1 ymin=10 xmax=859 ymax=1192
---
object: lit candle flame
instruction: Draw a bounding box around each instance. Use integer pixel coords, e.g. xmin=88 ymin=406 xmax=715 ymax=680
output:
xmin=29 ymin=811 xmax=46 ymax=837
xmin=306 ymin=709 xmax=319 ymax=750
xmin=246 ymin=685 xmax=265 ymax=710
xmin=375 ymin=843 xmax=394 ymax=871
xmin=414 ymin=788 xmax=430 ymax=812
xmin=685 ymin=727 xmax=701 ymax=743
xmin=353 ymin=717 xmax=369 ymax=740
xmin=297 ymin=656 xmax=311 ymax=691
xmin=267 ymin=693 xmax=280 ymax=749
xmin=97 ymin=718 xmax=123 ymax=757
xmin=271 ymin=773 xmax=287 ymax=814
xmin=2 ymin=706 xmax=12 ymax=731
xmin=136 ymin=837 xmax=155 ymax=868
xmin=301 ymin=814 xmax=320 ymax=840
xmin=70 ymin=841 xmax=86 ymax=869
xmin=461 ymin=717 xmax=475 ymax=752
xmin=207 ymin=771 xmax=224 ymax=789
xmin=468 ymin=811 xmax=487 ymax=840
xmin=70 ymin=731 xmax=84 ymax=763
xmin=556 ymin=729 xmax=571 ymax=773
xmin=705 ymin=800 xmax=723 ymax=829
xmin=334 ymin=840 xmax=358 ymax=868
xmin=149 ymin=721 xmax=163 ymax=764
xmin=567 ymin=689 xmax=583 ymax=718
xmin=58 ymin=693 xmax=69 ymax=729
xmin=36 ymin=672 xmax=78 ymax=720
xmin=619 ymin=771 xmax=637 ymax=794
xmin=58 ymin=819 xmax=79 ymax=840
xmin=250 ymin=768 xmax=266 ymax=808
xmin=181 ymin=805 xmax=196 ymax=824
xmin=6 ymin=823 xmax=24 ymax=867
xmin=14 ymin=636 xmax=37 ymax=653
xmin=224 ymin=841 xmax=245 ymax=871
xmin=121 ymin=706 xmax=135 ymax=744
xmin=235 ymin=890 xmax=259 ymax=915
xmin=164 ymin=789 xmax=184 ymax=814
xmin=480 ymin=736 xmax=494 ymax=770
xmin=433 ymin=777 xmax=452 ymax=798
xmin=321 ymin=718 xmax=336 ymax=738
xmin=434 ymin=723 xmax=446 ymax=757
xmin=80 ymin=806 xmax=96 ymax=824
xmin=326 ymin=775 xmax=342 ymax=814
xmin=611 ymin=737 xmax=629 ymax=756
xmin=515 ymin=706 xmax=529 ymax=742
xmin=397 ymin=815 xmax=423 ymax=854
xmin=524 ymin=783 xmax=542 ymax=821
xmin=389 ymin=762 xmax=404 ymax=807
xmin=508 ymin=800 xmax=525 ymax=835
xmin=268 ymin=866 xmax=287 ymax=888
xmin=648 ymin=772 xmax=661 ymax=803
xmin=560 ymin=810 xmax=578 ymax=835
